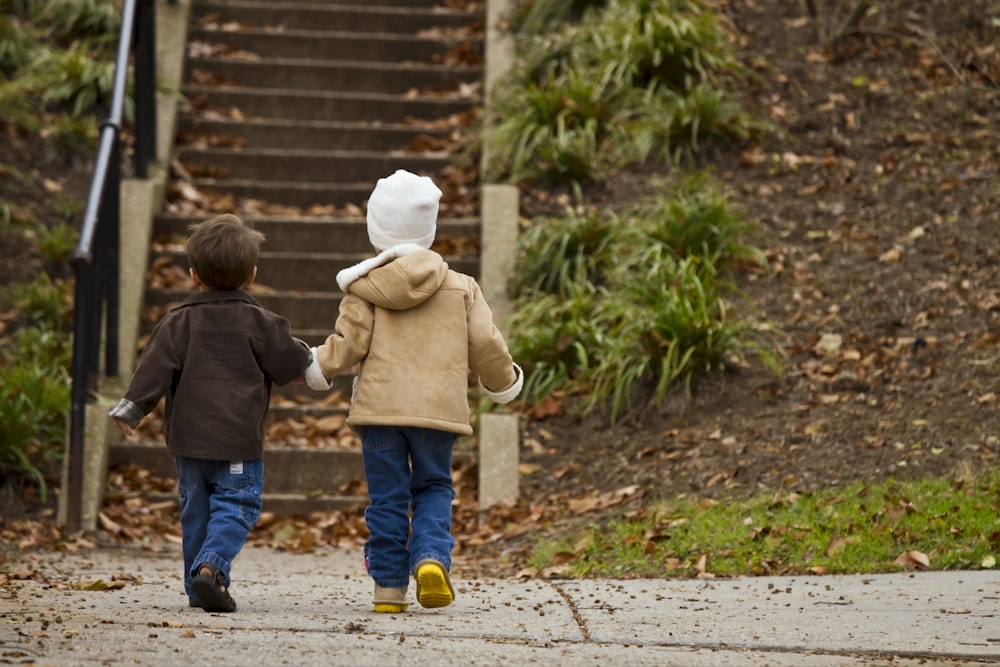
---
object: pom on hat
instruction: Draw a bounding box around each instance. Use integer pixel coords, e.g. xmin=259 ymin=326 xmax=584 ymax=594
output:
xmin=366 ymin=169 xmax=442 ymax=250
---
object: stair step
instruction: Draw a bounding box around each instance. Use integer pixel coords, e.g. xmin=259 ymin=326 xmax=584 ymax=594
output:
xmin=186 ymin=56 xmax=481 ymax=94
xmin=190 ymin=179 xmax=370 ymax=209
xmin=193 ymin=1 xmax=483 ymax=34
xmin=186 ymin=28 xmax=482 ymax=64
xmin=147 ymin=249 xmax=479 ymax=291
xmin=133 ymin=491 xmax=369 ymax=515
xmin=143 ymin=289 xmax=343 ymax=330
xmin=175 ymin=117 xmax=459 ymax=152
xmin=277 ymin=375 xmax=355 ymax=397
xmin=194 ymin=0 xmax=450 ymax=6
xmin=176 ymin=147 xmax=452 ymax=183
xmin=109 ymin=442 xmax=366 ymax=495
xmin=183 ymin=85 xmax=477 ymax=123
xmin=257 ymin=494 xmax=370 ymax=515
xmin=153 ymin=215 xmax=480 ymax=253
xmin=267 ymin=402 xmax=349 ymax=421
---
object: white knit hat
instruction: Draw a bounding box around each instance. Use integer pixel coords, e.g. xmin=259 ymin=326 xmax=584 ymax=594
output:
xmin=366 ymin=169 xmax=442 ymax=250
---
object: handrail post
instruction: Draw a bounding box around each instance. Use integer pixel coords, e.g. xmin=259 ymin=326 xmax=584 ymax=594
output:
xmin=66 ymin=260 xmax=93 ymax=532
xmin=134 ymin=0 xmax=157 ymax=175
xmin=103 ymin=136 xmax=121 ymax=377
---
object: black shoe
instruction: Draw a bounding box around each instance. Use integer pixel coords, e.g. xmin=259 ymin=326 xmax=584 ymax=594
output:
xmin=190 ymin=563 xmax=237 ymax=613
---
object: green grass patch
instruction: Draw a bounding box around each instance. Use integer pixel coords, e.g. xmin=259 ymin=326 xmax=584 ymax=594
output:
xmin=531 ymin=473 xmax=1000 ymax=578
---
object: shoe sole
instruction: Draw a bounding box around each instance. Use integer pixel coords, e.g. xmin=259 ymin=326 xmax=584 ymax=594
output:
xmin=415 ymin=562 xmax=454 ymax=609
xmin=373 ymin=602 xmax=409 ymax=613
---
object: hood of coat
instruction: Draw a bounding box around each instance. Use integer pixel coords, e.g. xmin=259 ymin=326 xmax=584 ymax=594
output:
xmin=336 ymin=244 xmax=449 ymax=311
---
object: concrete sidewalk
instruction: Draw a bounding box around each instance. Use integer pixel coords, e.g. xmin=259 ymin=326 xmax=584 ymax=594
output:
xmin=2 ymin=545 xmax=997 ymax=666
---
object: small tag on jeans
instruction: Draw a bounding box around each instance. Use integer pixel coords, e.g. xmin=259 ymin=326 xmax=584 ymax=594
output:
xmin=230 ymin=461 xmax=243 ymax=475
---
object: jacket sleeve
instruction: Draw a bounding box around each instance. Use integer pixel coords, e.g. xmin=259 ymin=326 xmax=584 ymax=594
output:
xmin=466 ymin=279 xmax=523 ymax=403
xmin=260 ymin=314 xmax=312 ymax=386
xmin=108 ymin=320 xmax=179 ymax=428
xmin=305 ymin=294 xmax=374 ymax=390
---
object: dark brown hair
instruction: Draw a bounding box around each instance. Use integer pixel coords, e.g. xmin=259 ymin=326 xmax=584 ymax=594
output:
xmin=186 ymin=214 xmax=264 ymax=290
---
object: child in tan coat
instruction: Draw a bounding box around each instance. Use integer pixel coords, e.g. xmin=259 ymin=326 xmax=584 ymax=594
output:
xmin=305 ymin=169 xmax=522 ymax=612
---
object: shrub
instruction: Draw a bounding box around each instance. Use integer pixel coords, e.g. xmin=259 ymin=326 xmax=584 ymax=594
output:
xmin=20 ymin=40 xmax=118 ymax=117
xmin=0 ymin=324 xmax=72 ymax=501
xmin=486 ymin=0 xmax=764 ymax=186
xmin=37 ymin=222 xmax=79 ymax=268
xmin=507 ymin=174 xmax=779 ymax=422
xmin=508 ymin=209 xmax=618 ymax=297
xmin=0 ymin=0 xmax=120 ymax=139
xmin=0 ymin=269 xmax=74 ymax=501
xmin=9 ymin=272 xmax=73 ymax=330
xmin=29 ymin=0 xmax=120 ymax=45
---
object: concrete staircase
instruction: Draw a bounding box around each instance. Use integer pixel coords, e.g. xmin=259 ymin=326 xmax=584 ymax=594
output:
xmin=109 ymin=0 xmax=486 ymax=514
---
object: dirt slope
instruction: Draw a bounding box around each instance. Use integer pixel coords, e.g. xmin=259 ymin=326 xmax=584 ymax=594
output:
xmin=499 ymin=0 xmax=1000 ymax=561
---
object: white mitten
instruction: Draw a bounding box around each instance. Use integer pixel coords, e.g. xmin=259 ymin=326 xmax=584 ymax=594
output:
xmin=305 ymin=348 xmax=333 ymax=391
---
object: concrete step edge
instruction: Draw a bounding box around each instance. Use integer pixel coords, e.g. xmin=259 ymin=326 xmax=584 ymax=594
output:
xmin=150 ymin=248 xmax=476 ymax=261
xmin=194 ymin=0 xmax=454 ymax=6
xmin=188 ymin=26 xmax=483 ymax=42
xmin=186 ymin=56 xmax=481 ymax=74
xmin=133 ymin=491 xmax=370 ymax=514
xmin=195 ymin=0 xmax=479 ymax=16
xmin=175 ymin=146 xmax=453 ymax=159
xmin=175 ymin=115 xmax=458 ymax=133
xmin=155 ymin=213 xmax=480 ymax=225
xmin=183 ymin=84 xmax=479 ymax=103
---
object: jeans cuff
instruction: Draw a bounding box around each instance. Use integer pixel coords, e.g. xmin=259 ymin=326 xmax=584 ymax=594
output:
xmin=192 ymin=552 xmax=231 ymax=581
xmin=411 ymin=553 xmax=450 ymax=573
xmin=372 ymin=576 xmax=410 ymax=589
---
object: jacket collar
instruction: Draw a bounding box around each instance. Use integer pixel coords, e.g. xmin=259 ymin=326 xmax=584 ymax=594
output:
xmin=336 ymin=243 xmax=427 ymax=292
xmin=175 ymin=289 xmax=261 ymax=310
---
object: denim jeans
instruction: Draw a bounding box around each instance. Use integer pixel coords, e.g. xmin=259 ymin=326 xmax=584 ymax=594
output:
xmin=359 ymin=425 xmax=457 ymax=589
xmin=175 ymin=456 xmax=263 ymax=602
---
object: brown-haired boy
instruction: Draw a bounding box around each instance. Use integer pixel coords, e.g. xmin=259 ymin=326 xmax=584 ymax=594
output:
xmin=110 ymin=213 xmax=311 ymax=612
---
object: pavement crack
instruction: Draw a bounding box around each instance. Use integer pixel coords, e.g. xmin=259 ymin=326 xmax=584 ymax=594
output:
xmin=551 ymin=582 xmax=592 ymax=641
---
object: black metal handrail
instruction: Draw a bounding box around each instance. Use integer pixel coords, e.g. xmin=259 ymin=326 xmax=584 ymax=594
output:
xmin=66 ymin=0 xmax=157 ymax=532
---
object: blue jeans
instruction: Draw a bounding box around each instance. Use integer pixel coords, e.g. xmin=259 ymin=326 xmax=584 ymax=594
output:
xmin=175 ymin=456 xmax=263 ymax=601
xmin=359 ymin=425 xmax=457 ymax=589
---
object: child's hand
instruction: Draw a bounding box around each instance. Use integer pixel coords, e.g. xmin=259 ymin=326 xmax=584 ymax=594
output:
xmin=305 ymin=348 xmax=334 ymax=390
xmin=112 ymin=417 xmax=133 ymax=436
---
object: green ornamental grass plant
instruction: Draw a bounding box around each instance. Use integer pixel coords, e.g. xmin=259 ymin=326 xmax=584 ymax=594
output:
xmin=29 ymin=0 xmax=120 ymax=44
xmin=507 ymin=173 xmax=779 ymax=422
xmin=487 ymin=0 xmax=763 ymax=185
xmin=0 ymin=322 xmax=73 ymax=501
xmin=0 ymin=0 xmax=120 ymax=144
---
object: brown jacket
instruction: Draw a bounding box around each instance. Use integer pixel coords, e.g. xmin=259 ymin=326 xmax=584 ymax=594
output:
xmin=306 ymin=245 xmax=522 ymax=435
xmin=109 ymin=290 xmax=311 ymax=460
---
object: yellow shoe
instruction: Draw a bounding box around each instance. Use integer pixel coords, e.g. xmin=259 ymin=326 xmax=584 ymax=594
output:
xmin=373 ymin=584 xmax=411 ymax=613
xmin=415 ymin=559 xmax=455 ymax=609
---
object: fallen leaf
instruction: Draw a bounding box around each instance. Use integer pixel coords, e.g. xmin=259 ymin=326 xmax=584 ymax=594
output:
xmin=893 ymin=550 xmax=930 ymax=570
xmin=73 ymin=579 xmax=127 ymax=591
